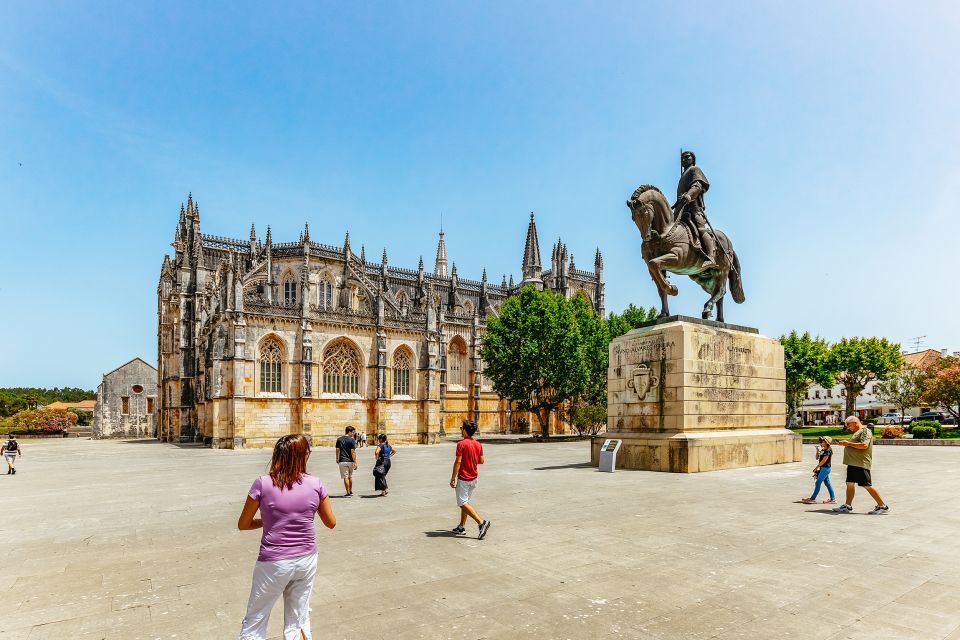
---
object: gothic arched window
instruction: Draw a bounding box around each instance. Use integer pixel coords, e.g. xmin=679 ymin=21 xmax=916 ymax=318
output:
xmin=448 ymin=338 xmax=467 ymax=388
xmin=317 ymin=278 xmax=334 ymax=310
xmin=283 ymin=278 xmax=297 ymax=305
xmin=323 ymin=340 xmax=361 ymax=394
xmin=393 ymin=348 xmax=412 ymax=396
xmin=259 ymin=338 xmax=283 ymax=393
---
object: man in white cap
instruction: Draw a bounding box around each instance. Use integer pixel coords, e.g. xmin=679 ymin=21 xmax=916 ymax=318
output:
xmin=833 ymin=416 xmax=889 ymax=514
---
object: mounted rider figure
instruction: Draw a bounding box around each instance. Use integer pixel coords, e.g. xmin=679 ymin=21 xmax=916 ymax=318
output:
xmin=673 ymin=150 xmax=718 ymax=270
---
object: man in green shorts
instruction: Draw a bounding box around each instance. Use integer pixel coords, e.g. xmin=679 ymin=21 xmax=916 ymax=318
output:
xmin=833 ymin=416 xmax=889 ymax=514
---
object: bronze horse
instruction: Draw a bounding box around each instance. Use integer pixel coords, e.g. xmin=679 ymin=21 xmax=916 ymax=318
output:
xmin=626 ymin=185 xmax=744 ymax=322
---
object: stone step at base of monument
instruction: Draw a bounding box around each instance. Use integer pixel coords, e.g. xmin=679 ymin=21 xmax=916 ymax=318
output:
xmin=591 ymin=428 xmax=802 ymax=473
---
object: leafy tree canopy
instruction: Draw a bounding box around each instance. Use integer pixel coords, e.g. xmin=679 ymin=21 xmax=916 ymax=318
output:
xmin=827 ymin=337 xmax=902 ymax=416
xmin=607 ymin=304 xmax=658 ymax=339
xmin=780 ymin=331 xmax=833 ymax=425
xmin=874 ymin=366 xmax=926 ymax=423
xmin=481 ymin=286 xmax=589 ymax=436
xmin=923 ymin=356 xmax=960 ymax=423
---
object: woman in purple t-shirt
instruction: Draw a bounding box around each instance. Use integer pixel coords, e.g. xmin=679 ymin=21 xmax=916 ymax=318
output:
xmin=236 ymin=434 xmax=336 ymax=640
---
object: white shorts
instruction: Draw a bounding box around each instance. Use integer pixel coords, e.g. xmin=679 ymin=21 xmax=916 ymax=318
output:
xmin=338 ymin=462 xmax=354 ymax=478
xmin=3 ymin=453 xmax=15 ymax=463
xmin=238 ymin=552 xmax=317 ymax=640
xmin=456 ymin=478 xmax=477 ymax=507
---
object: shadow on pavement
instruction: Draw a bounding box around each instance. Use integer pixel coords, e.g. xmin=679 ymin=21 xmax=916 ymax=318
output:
xmin=119 ymin=439 xmax=206 ymax=449
xmin=532 ymin=462 xmax=593 ymax=471
xmin=424 ymin=530 xmax=465 ymax=538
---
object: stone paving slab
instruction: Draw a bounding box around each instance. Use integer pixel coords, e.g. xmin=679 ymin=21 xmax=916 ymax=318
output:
xmin=3 ymin=439 xmax=960 ymax=639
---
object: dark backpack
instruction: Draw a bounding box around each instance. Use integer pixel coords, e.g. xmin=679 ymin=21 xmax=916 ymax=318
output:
xmin=5 ymin=440 xmax=17 ymax=452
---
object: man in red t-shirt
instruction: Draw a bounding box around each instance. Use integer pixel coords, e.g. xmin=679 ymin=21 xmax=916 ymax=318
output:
xmin=450 ymin=420 xmax=490 ymax=539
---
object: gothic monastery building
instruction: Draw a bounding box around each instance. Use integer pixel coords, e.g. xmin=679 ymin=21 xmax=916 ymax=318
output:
xmin=157 ymin=195 xmax=605 ymax=448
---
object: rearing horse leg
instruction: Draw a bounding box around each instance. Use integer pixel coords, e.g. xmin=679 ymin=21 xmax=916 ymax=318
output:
xmin=701 ymin=268 xmax=728 ymax=321
xmin=659 ymin=285 xmax=670 ymax=318
xmin=649 ymin=255 xmax=681 ymax=319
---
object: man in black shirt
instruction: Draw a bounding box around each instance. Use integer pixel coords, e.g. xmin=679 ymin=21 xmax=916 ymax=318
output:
xmin=336 ymin=426 xmax=358 ymax=496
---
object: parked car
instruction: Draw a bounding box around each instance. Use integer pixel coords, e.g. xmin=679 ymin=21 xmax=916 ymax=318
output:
xmin=912 ymin=411 xmax=957 ymax=426
xmin=876 ymin=413 xmax=908 ymax=425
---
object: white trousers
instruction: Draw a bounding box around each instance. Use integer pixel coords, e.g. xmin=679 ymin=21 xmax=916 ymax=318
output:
xmin=238 ymin=552 xmax=317 ymax=640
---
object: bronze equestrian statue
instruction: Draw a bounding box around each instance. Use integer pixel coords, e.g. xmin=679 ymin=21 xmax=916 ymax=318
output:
xmin=626 ymin=151 xmax=745 ymax=322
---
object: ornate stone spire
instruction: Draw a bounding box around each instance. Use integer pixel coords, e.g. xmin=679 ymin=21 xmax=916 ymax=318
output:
xmin=250 ymin=223 xmax=256 ymax=241
xmin=521 ymin=212 xmax=543 ymax=287
xmin=265 ymin=225 xmax=272 ymax=246
xmin=303 ymin=222 xmax=310 ymax=243
xmin=434 ymin=229 xmax=449 ymax=278
xmin=594 ymin=247 xmax=603 ymax=275
xmin=186 ymin=192 xmax=198 ymax=223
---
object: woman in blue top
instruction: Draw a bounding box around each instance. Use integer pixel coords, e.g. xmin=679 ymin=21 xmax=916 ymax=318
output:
xmin=372 ymin=434 xmax=397 ymax=496
xmin=802 ymin=435 xmax=835 ymax=504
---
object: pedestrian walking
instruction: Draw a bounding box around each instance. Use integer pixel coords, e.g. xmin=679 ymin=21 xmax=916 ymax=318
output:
xmin=336 ymin=426 xmax=358 ymax=497
xmin=236 ymin=434 xmax=336 ymax=640
xmin=373 ymin=434 xmax=396 ymax=496
xmin=833 ymin=416 xmax=889 ymax=514
xmin=3 ymin=435 xmax=21 ymax=475
xmin=801 ymin=436 xmax=835 ymax=504
xmin=361 ymin=431 xmax=368 ymax=448
xmin=450 ymin=421 xmax=490 ymax=539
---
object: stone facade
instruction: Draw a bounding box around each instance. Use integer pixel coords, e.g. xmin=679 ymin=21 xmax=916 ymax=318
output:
xmin=93 ymin=357 xmax=158 ymax=439
xmin=158 ymin=196 xmax=605 ymax=448
xmin=593 ymin=318 xmax=801 ymax=472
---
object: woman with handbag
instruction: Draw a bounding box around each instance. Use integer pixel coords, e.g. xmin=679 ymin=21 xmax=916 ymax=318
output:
xmin=372 ymin=434 xmax=396 ymax=496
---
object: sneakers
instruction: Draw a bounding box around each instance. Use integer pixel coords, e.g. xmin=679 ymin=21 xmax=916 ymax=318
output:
xmin=832 ymin=504 xmax=853 ymax=513
xmin=478 ymin=520 xmax=491 ymax=540
xmin=451 ymin=525 xmax=466 ymax=535
xmin=800 ymin=498 xmax=816 ymax=504
xmin=868 ymin=505 xmax=890 ymax=515
xmin=822 ymin=499 xmax=836 ymax=504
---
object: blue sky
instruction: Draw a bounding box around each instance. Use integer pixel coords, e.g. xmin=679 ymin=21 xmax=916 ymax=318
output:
xmin=1 ymin=2 xmax=958 ymax=387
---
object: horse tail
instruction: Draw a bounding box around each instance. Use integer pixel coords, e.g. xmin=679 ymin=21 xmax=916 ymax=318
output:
xmin=729 ymin=250 xmax=745 ymax=304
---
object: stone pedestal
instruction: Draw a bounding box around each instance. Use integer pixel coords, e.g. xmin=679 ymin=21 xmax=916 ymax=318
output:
xmin=592 ymin=317 xmax=801 ymax=472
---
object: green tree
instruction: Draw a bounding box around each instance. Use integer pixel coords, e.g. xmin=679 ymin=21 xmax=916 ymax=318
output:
xmin=607 ymin=304 xmax=658 ymax=339
xmin=922 ymin=356 xmax=960 ymax=424
xmin=779 ymin=331 xmax=834 ymax=426
xmin=570 ymin=402 xmax=607 ymax=438
xmin=568 ymin=293 xmax=611 ymax=438
xmin=481 ymin=286 xmax=587 ymax=438
xmin=826 ymin=337 xmax=903 ymax=418
xmin=67 ymin=408 xmax=93 ymax=426
xmin=874 ymin=366 xmax=926 ymax=425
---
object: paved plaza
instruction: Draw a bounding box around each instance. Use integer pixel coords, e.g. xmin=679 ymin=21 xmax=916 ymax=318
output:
xmin=3 ymin=439 xmax=960 ymax=639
